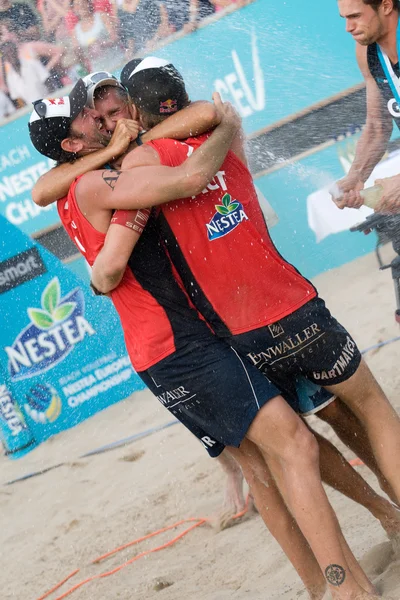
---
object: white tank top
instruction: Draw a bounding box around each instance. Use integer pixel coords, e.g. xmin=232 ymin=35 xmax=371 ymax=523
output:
xmin=75 ymin=13 xmax=107 ymax=48
xmin=5 ymin=46 xmax=49 ymax=105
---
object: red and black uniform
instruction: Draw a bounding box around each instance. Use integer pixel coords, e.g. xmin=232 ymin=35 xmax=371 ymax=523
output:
xmin=148 ymin=134 xmax=316 ymax=337
xmin=56 ymin=176 xmax=284 ymax=457
xmin=58 ymin=176 xmax=211 ymax=372
xmin=148 ymin=135 xmax=362 ymax=392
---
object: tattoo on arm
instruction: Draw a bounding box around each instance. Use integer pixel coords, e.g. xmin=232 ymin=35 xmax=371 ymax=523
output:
xmin=102 ymin=170 xmax=122 ymax=191
xmin=325 ymin=564 xmax=346 ymax=587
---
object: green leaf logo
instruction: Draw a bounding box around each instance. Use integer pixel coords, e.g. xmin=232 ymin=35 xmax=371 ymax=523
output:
xmin=215 ymin=194 xmax=240 ymax=215
xmin=222 ymin=194 xmax=231 ymax=208
xmin=215 ymin=205 xmax=230 ymax=215
xmin=28 ymin=308 xmax=54 ymax=329
xmin=52 ymin=303 xmax=76 ymax=322
xmin=27 ymin=278 xmax=77 ymax=330
xmin=42 ymin=278 xmax=60 ymax=315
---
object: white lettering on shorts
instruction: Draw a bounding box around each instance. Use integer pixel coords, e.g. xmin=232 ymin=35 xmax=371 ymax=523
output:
xmin=312 ymin=336 xmax=357 ymax=381
xmin=156 ymin=386 xmax=196 ymax=409
xmin=247 ymin=323 xmax=323 ymax=368
xmin=201 ymin=436 xmax=217 ymax=448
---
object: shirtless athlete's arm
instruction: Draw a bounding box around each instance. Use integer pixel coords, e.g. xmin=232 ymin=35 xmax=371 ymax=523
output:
xmin=32 ymin=101 xmax=220 ymax=207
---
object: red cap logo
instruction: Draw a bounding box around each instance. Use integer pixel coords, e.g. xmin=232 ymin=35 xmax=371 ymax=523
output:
xmin=159 ymin=99 xmax=178 ymax=114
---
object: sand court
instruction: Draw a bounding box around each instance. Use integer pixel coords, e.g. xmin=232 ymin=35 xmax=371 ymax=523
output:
xmin=2 ymin=246 xmax=400 ymax=600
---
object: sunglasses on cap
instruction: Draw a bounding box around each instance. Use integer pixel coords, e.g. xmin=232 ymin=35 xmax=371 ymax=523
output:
xmin=33 ymin=99 xmax=47 ymax=119
xmin=83 ymin=71 xmax=127 ymax=108
xmin=86 ymin=71 xmax=117 ymax=86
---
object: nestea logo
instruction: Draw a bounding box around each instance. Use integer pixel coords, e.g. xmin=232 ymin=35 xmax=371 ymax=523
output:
xmin=206 ymin=193 xmax=248 ymax=241
xmin=6 ymin=277 xmax=95 ymax=381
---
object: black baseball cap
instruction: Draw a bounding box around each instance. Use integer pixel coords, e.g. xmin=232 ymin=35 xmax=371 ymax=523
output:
xmin=120 ymin=56 xmax=188 ymax=116
xmin=28 ymin=79 xmax=88 ymax=161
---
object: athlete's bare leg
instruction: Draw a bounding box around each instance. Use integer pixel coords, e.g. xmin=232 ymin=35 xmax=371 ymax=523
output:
xmin=227 ymin=439 xmax=327 ymax=600
xmin=317 ymin=398 xmax=397 ymax=504
xmin=245 ymin=395 xmax=376 ymax=599
xmin=325 ymin=359 xmax=400 ymax=506
xmin=314 ymin=429 xmax=400 ymax=544
xmin=214 ymin=450 xmax=249 ymax=529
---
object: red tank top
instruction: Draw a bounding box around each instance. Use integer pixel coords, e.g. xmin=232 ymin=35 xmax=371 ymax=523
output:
xmin=148 ymin=135 xmax=317 ymax=337
xmin=57 ymin=177 xmax=209 ymax=371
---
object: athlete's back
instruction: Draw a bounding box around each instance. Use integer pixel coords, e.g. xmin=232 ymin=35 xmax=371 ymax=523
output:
xmin=147 ymin=135 xmax=316 ymax=337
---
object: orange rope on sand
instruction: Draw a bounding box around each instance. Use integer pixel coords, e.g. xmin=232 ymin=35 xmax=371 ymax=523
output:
xmin=49 ymin=520 xmax=207 ymax=600
xmin=34 ymin=497 xmax=250 ymax=600
xmin=35 ymin=570 xmax=80 ymax=600
xmin=92 ymin=517 xmax=204 ymax=564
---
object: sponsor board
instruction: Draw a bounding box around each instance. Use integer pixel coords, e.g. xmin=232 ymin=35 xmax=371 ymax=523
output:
xmin=0 ymin=215 xmax=145 ymax=458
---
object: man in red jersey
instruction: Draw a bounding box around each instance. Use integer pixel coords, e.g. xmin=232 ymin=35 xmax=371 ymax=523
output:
xmin=33 ymin=70 xmax=396 ymax=511
xmin=112 ymin=57 xmax=400 ymax=511
xmin=29 ymin=79 xmax=388 ymax=600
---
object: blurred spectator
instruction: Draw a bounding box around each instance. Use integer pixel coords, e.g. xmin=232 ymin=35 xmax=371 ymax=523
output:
xmin=211 ymin=0 xmax=252 ymax=10
xmin=118 ymin=0 xmax=167 ymax=57
xmin=37 ymin=0 xmax=79 ymax=87
xmin=162 ymin=0 xmax=215 ymax=34
xmin=71 ymin=0 xmax=119 ymax=75
xmin=93 ymin=0 xmax=118 ymax=37
xmin=0 ymin=0 xmax=250 ymax=122
xmin=38 ymin=0 xmax=71 ymax=42
xmin=212 ymin=0 xmax=236 ymax=9
xmin=0 ymin=0 xmax=41 ymax=42
xmin=0 ymin=88 xmax=15 ymax=118
xmin=0 ymin=37 xmax=62 ymax=106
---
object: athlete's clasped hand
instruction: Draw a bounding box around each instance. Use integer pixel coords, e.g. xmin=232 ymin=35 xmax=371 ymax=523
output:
xmin=106 ymin=118 xmax=141 ymax=160
xmin=212 ymin=92 xmax=242 ymax=134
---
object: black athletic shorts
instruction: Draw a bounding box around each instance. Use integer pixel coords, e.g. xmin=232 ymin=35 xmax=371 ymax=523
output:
xmin=231 ymin=297 xmax=362 ymax=396
xmin=139 ymin=332 xmax=334 ymax=458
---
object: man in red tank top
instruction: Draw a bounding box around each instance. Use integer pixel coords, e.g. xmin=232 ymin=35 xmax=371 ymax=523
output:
xmin=115 ymin=57 xmax=400 ymax=516
xmin=28 ymin=75 xmax=398 ymax=600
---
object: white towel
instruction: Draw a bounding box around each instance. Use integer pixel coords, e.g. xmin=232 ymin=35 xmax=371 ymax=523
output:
xmin=307 ymin=150 xmax=400 ymax=242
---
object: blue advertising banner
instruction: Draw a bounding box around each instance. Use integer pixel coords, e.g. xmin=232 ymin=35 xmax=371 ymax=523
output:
xmin=0 ymin=0 xmax=363 ymax=238
xmin=0 ymin=362 xmax=36 ymax=458
xmin=0 ymin=121 xmax=57 ymax=235
xmin=256 ymin=136 xmax=377 ymax=279
xmin=0 ymin=215 xmax=145 ymax=458
xmin=148 ymin=0 xmax=362 ymax=132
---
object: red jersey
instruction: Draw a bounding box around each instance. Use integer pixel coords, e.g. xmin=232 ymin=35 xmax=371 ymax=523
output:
xmin=57 ymin=177 xmax=211 ymax=371
xmin=148 ymin=135 xmax=316 ymax=337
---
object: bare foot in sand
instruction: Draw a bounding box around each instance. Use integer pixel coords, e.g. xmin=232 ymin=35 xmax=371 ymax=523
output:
xmin=212 ymin=451 xmax=251 ymax=530
xmin=374 ymin=500 xmax=400 ymax=555
xmin=310 ymin=584 xmax=328 ymax=600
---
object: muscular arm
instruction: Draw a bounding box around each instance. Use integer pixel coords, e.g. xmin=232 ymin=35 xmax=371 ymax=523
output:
xmin=31 ymin=143 xmax=131 ymax=207
xmin=91 ymin=220 xmax=142 ymax=293
xmin=90 ymin=99 xmax=239 ymax=292
xmin=76 ymin=112 xmax=238 ymax=214
xmin=32 ymin=102 xmax=219 ymax=207
xmin=348 ymin=45 xmax=393 ymax=183
xmin=90 ymin=148 xmax=159 ymax=293
xmin=143 ymin=101 xmax=220 ymax=142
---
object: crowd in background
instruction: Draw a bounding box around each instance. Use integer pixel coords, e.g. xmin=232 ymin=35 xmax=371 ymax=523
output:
xmin=0 ymin=0 xmax=252 ymax=120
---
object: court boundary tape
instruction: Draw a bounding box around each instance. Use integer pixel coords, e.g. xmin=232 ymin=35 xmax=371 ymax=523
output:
xmin=4 ymin=420 xmax=179 ymax=486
